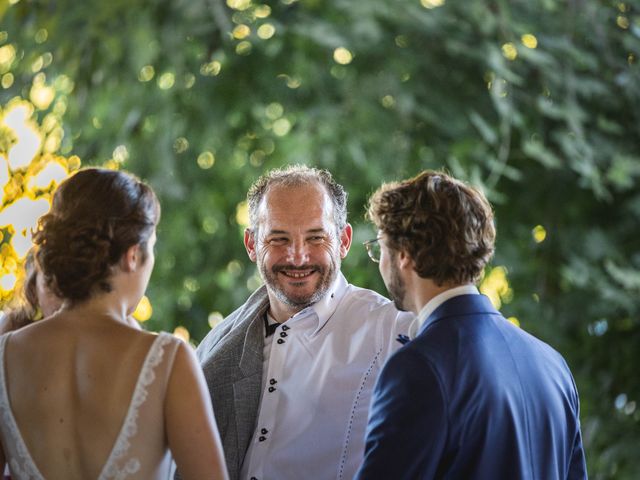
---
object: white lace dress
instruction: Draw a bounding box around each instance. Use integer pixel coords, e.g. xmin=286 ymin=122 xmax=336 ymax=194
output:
xmin=0 ymin=332 xmax=180 ymax=479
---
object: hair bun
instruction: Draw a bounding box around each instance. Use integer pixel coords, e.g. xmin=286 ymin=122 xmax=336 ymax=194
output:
xmin=33 ymin=168 xmax=160 ymax=303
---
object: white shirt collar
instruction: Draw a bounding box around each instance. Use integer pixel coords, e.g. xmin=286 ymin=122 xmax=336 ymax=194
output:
xmin=416 ymin=284 xmax=479 ymax=331
xmin=288 ymin=272 xmax=349 ymax=335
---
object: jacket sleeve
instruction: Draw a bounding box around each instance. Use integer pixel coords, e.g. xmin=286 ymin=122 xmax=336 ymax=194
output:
xmin=567 ymin=426 xmax=587 ymax=480
xmin=567 ymin=375 xmax=588 ymax=480
xmin=355 ymin=348 xmax=447 ymax=480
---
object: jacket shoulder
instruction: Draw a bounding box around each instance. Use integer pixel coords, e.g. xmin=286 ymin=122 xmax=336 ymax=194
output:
xmin=196 ymin=286 xmax=269 ymax=363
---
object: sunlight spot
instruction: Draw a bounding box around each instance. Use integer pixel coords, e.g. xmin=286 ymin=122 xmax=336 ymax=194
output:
xmin=0 ymin=273 xmax=17 ymax=292
xmin=333 ymin=47 xmax=353 ymax=65
xmin=272 ymin=118 xmax=291 ymax=136
xmin=157 ymin=72 xmax=175 ymax=90
xmin=236 ymin=201 xmax=249 ymax=227
xmin=233 ymin=24 xmax=251 ymax=40
xmin=197 ymin=151 xmax=215 ymax=169
xmin=265 ymin=102 xmax=283 ymax=120
xmin=28 ymin=161 xmax=68 ymax=189
xmin=208 ymin=312 xmax=224 ymax=329
xmin=420 ymin=0 xmax=444 ymax=8
xmin=255 ymin=5 xmax=271 ymax=18
xmin=521 ymin=34 xmax=538 ymax=49
xmin=257 ymin=24 xmax=276 ymax=39
xmin=201 ymin=60 xmax=222 ymax=76
xmin=132 ymin=297 xmax=152 ymax=321
xmin=173 ymin=326 xmax=190 ymax=342
xmin=138 ymin=65 xmax=155 ymax=82
xmin=532 ymin=225 xmax=547 ymax=243
xmin=502 ymin=43 xmax=518 ymax=61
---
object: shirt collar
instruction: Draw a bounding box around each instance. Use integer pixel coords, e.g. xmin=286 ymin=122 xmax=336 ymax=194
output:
xmin=416 ymin=284 xmax=479 ymax=331
xmin=288 ymin=271 xmax=349 ymax=335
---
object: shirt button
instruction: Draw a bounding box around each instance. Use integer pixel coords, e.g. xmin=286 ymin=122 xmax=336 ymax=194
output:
xmin=280 ymin=332 xmax=288 ymax=338
xmin=269 ymin=378 xmax=277 ymax=385
xmin=268 ymin=386 xmax=276 ymax=392
xmin=282 ymin=325 xmax=290 ymax=331
xmin=277 ymin=339 xmax=285 ymax=344
xmin=251 ymin=477 xmax=258 ymax=480
xmin=259 ymin=436 xmax=267 ymax=442
xmin=261 ymin=428 xmax=268 ymax=434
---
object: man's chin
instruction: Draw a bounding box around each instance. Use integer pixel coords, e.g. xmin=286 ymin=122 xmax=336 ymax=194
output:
xmin=280 ymin=290 xmax=317 ymax=308
xmin=268 ymin=283 xmax=325 ymax=309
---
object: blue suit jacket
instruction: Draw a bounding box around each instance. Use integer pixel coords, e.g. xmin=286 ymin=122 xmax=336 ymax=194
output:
xmin=355 ymin=294 xmax=587 ymax=480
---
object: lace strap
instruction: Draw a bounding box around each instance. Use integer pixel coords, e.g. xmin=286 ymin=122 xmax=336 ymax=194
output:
xmin=0 ymin=333 xmax=46 ymax=479
xmin=98 ymin=332 xmax=176 ymax=480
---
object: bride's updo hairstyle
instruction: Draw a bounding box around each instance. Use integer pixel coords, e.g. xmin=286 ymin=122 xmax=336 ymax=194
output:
xmin=33 ymin=168 xmax=160 ymax=303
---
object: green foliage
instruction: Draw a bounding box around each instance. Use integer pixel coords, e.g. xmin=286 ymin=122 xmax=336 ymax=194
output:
xmin=2 ymin=0 xmax=639 ymax=476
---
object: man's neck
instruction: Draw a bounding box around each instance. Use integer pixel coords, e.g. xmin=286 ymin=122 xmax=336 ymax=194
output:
xmin=411 ymin=280 xmax=462 ymax=315
xmin=267 ymin=297 xmax=306 ymax=323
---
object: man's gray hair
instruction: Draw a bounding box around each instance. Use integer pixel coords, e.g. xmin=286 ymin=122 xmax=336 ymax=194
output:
xmin=247 ymin=164 xmax=348 ymax=233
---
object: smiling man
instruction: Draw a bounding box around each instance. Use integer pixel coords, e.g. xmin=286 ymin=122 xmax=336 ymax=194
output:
xmin=194 ymin=165 xmax=414 ymax=480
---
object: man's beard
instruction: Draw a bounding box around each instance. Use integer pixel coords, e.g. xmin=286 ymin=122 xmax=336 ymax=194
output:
xmin=385 ymin=255 xmax=408 ymax=312
xmin=258 ymin=252 xmax=340 ymax=310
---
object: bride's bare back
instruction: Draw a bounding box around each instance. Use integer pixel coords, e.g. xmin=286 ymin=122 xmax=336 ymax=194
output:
xmin=6 ymin=315 xmax=163 ymax=477
xmin=1 ymin=309 xmax=226 ymax=479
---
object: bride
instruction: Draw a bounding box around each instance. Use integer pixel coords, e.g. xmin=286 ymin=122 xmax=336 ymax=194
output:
xmin=0 ymin=168 xmax=228 ymax=479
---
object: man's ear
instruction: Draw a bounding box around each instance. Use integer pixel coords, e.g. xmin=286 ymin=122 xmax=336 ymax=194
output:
xmin=122 ymin=244 xmax=140 ymax=272
xmin=338 ymin=224 xmax=353 ymax=259
xmin=244 ymin=228 xmax=257 ymax=262
xmin=397 ymin=248 xmax=413 ymax=271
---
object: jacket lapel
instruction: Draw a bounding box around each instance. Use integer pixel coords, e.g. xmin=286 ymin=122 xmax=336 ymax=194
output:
xmin=233 ymin=310 xmax=265 ymax=460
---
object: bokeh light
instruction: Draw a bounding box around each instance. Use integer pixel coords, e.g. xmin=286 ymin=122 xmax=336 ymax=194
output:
xmin=197 ymin=151 xmax=215 ymax=169
xmin=236 ymin=201 xmax=249 ymax=227
xmin=257 ymin=24 xmax=276 ymax=39
xmin=227 ymin=0 xmax=252 ymax=11
xmin=0 ymin=83 xmax=81 ymax=307
xmin=173 ymin=325 xmax=191 ymax=342
xmin=133 ymin=295 xmax=153 ymax=322
xmin=420 ymin=0 xmax=445 ymax=8
xmin=208 ymin=311 xmax=224 ymax=329
xmin=3 ymin=101 xmax=43 ymax=170
xmin=333 ymin=47 xmax=353 ymax=65
xmin=502 ymin=43 xmax=518 ymax=61
xmin=480 ymin=265 xmax=513 ymax=310
xmin=532 ymin=225 xmax=547 ymax=243
xmin=521 ymin=34 xmax=538 ymax=49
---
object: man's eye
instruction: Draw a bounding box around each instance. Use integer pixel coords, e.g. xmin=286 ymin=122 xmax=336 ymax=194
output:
xmin=268 ymin=238 xmax=288 ymax=246
xmin=308 ymin=236 xmax=326 ymax=243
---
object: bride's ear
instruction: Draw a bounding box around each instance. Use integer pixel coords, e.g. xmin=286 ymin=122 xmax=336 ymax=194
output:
xmin=122 ymin=244 xmax=141 ymax=272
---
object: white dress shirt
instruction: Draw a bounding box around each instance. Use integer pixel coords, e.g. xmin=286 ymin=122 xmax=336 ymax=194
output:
xmin=240 ymin=272 xmax=415 ymax=480
xmin=416 ymin=284 xmax=480 ymax=331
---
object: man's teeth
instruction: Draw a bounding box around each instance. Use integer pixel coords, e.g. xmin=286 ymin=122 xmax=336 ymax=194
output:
xmin=282 ymin=271 xmax=313 ymax=278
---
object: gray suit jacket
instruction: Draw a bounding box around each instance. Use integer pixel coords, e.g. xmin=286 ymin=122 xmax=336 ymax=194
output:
xmin=195 ymin=286 xmax=270 ymax=480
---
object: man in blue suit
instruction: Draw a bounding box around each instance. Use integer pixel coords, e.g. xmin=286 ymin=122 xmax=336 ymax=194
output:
xmin=355 ymin=170 xmax=587 ymax=479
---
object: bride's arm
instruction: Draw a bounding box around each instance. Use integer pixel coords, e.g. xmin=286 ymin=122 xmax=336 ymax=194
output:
xmin=165 ymin=341 xmax=229 ymax=480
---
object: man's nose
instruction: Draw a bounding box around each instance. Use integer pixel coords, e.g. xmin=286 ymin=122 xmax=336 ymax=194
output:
xmin=286 ymin=239 xmax=310 ymax=266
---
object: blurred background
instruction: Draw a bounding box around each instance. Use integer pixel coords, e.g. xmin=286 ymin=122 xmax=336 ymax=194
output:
xmin=0 ymin=0 xmax=638 ymax=477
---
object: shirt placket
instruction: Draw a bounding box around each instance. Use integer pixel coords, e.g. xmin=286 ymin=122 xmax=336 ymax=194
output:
xmin=246 ymin=323 xmax=292 ymax=480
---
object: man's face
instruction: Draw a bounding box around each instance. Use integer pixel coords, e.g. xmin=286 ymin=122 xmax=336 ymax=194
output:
xmin=245 ymin=183 xmax=352 ymax=314
xmin=379 ymin=237 xmax=408 ymax=312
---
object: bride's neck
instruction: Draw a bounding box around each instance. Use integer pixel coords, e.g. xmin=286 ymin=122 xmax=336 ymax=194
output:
xmin=60 ymin=293 xmax=131 ymax=325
